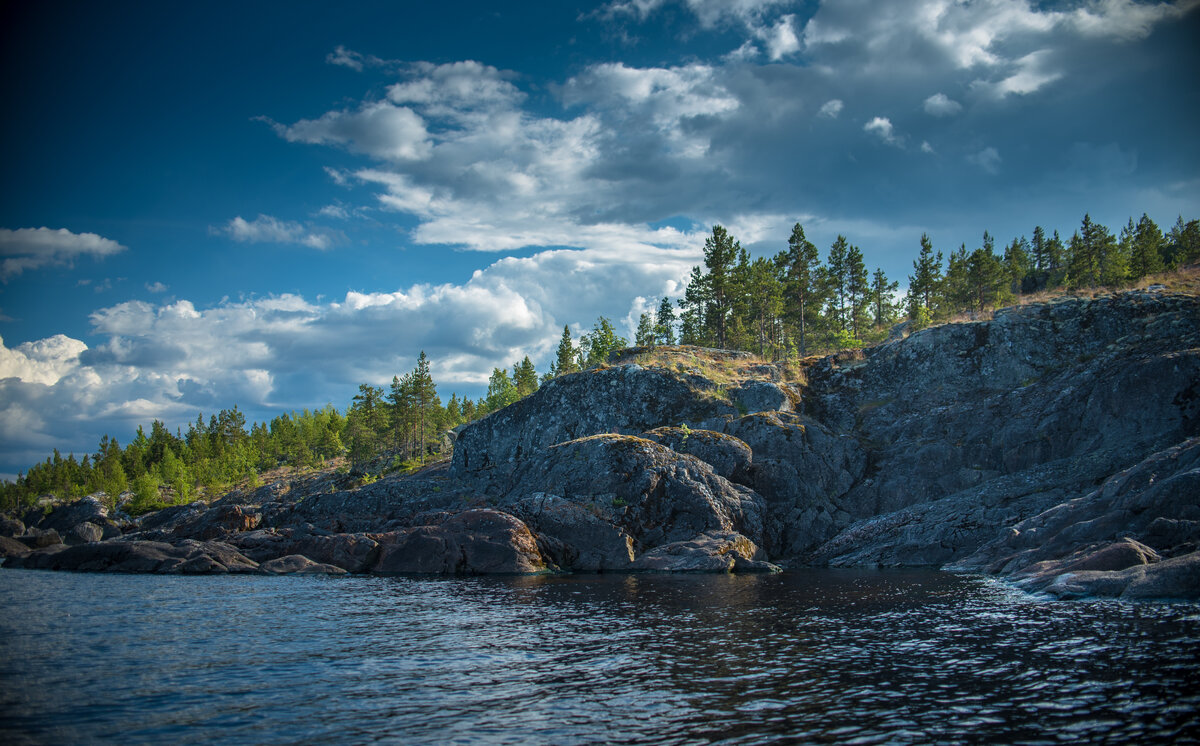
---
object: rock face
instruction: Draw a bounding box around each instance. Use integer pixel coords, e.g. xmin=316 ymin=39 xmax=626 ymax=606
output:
xmin=374 ymin=510 xmax=546 ymax=574
xmin=4 ymin=290 xmax=1197 ymax=596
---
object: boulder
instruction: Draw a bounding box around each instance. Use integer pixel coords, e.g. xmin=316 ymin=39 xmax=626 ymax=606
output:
xmin=286 ymin=532 xmax=381 ymax=572
xmin=373 ymin=509 xmax=546 ymax=574
xmin=37 ymin=495 xmax=108 ymax=535
xmin=259 ymin=554 xmax=348 ymax=575
xmin=0 ymin=516 xmax=24 ymax=538
xmin=171 ymin=504 xmax=260 ymax=540
xmin=65 ymin=522 xmax=105 ymax=545
xmin=1 ymin=534 xmax=32 ymax=559
xmin=18 ymin=527 xmax=63 ymax=548
xmin=729 ymin=380 xmax=795 ymax=414
xmin=629 ymin=532 xmax=779 ymax=573
xmin=506 ymin=493 xmax=635 ymax=571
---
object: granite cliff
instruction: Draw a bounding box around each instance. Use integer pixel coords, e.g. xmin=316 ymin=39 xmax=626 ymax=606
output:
xmin=5 ymin=289 xmax=1198 ymax=599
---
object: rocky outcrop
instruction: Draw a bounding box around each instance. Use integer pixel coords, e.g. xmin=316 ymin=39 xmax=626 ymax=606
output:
xmin=259 ymin=554 xmax=348 ymax=575
xmin=9 ymin=538 xmax=260 ymax=574
xmin=5 ymin=291 xmax=1197 ymax=596
xmin=451 ymin=363 xmax=737 ymax=486
xmin=946 ymin=437 xmax=1200 ymax=598
xmin=373 ymin=509 xmax=546 ymax=574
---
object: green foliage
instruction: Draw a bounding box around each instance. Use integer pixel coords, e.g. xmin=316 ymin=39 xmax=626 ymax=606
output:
xmin=127 ymin=473 xmax=165 ymax=516
xmin=635 ymin=310 xmax=657 ymax=347
xmin=579 ymin=316 xmax=627 ymax=367
xmin=654 ymin=297 xmax=677 ymax=345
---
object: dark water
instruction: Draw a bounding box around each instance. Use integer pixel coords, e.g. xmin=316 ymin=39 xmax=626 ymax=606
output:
xmin=2 ymin=569 xmax=1198 ymax=745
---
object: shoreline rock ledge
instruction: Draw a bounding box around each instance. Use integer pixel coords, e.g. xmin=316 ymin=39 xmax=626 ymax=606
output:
xmin=4 ymin=290 xmax=1199 ymax=600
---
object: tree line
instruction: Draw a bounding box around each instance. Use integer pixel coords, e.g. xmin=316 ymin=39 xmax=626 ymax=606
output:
xmin=636 ymin=212 xmax=1199 ymax=359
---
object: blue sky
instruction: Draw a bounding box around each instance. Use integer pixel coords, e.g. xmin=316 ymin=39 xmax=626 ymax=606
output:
xmin=1 ymin=0 xmax=1198 ymax=479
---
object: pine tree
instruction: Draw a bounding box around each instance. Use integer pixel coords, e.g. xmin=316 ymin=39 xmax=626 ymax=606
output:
xmin=941 ymin=243 xmax=971 ymax=315
xmin=1003 ymin=236 xmax=1031 ymax=295
xmin=681 ymin=225 xmax=742 ymax=348
xmin=907 ymin=232 xmax=943 ymax=321
xmin=870 ymin=267 xmax=899 ymax=327
xmin=782 ymin=222 xmax=823 ymax=356
xmin=654 ymin=297 xmax=676 ymax=345
xmin=411 ymin=351 xmax=438 ymax=464
xmin=553 ymin=325 xmax=578 ymax=378
xmin=745 ymin=257 xmax=784 ymax=356
xmin=1165 ymin=216 xmax=1200 ymax=267
xmin=513 ymin=356 xmax=539 ymax=399
xmin=1129 ymin=213 xmax=1164 ymax=279
xmin=844 ymin=244 xmax=870 ymax=340
xmin=825 ymin=235 xmax=850 ymax=331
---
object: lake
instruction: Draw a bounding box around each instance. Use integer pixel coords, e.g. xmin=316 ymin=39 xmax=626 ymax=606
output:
xmin=2 ymin=568 xmax=1198 ymax=744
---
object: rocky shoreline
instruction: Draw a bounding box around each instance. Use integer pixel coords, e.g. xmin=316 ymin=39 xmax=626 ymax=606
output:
xmin=4 ymin=289 xmax=1199 ymax=600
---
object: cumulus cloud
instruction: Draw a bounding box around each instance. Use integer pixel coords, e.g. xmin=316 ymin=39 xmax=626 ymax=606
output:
xmin=818 ymin=98 xmax=844 ymax=118
xmin=0 ymin=334 xmax=87 ymax=386
xmin=923 ymin=92 xmax=962 ymax=116
xmin=0 ymin=227 xmax=126 ymax=279
xmin=269 ymin=101 xmax=432 ymax=161
xmin=864 ymin=116 xmax=900 ymax=145
xmin=756 ymin=14 xmax=801 ymax=60
xmin=145 ymin=281 xmax=168 ymax=293
xmin=0 ymin=237 xmax=702 ymax=474
xmin=1069 ymin=0 xmax=1200 ymax=40
xmin=220 ymin=215 xmax=338 ymax=250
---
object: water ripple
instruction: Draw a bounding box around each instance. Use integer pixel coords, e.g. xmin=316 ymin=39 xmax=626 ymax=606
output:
xmin=1 ymin=569 xmax=1198 ymax=744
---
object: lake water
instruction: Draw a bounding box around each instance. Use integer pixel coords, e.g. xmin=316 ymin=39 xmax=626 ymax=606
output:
xmin=1 ymin=568 xmax=1198 ymax=744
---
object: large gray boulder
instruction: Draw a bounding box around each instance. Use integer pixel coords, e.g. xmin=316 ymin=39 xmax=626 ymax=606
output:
xmin=373 ymin=509 xmax=547 ymax=574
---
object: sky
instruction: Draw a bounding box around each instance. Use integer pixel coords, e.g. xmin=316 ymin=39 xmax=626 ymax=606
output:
xmin=1 ymin=0 xmax=1198 ymax=480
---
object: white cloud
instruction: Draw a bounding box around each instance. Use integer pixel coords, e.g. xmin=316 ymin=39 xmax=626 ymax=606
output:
xmin=221 ymin=215 xmax=337 ymax=250
xmin=1069 ymin=0 xmax=1200 ymax=40
xmin=0 ymin=227 xmax=126 ymax=279
xmin=983 ymin=50 xmax=1063 ymax=97
xmin=921 ymin=140 xmax=935 ymax=154
xmin=145 ymin=281 xmax=168 ymax=293
xmin=0 ymin=334 xmax=87 ymax=386
xmin=864 ymin=116 xmax=899 ymax=145
xmin=326 ymin=45 xmax=365 ymax=71
xmin=600 ymin=0 xmax=792 ymax=27
xmin=968 ymin=146 xmax=1002 ymax=174
xmin=923 ymin=92 xmax=962 ymax=116
xmin=0 ymin=235 xmax=704 ymax=472
xmin=270 ymin=101 xmax=431 ymax=161
xmin=756 ymin=14 xmax=801 ymax=60
xmin=818 ymin=98 xmax=844 ymax=118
